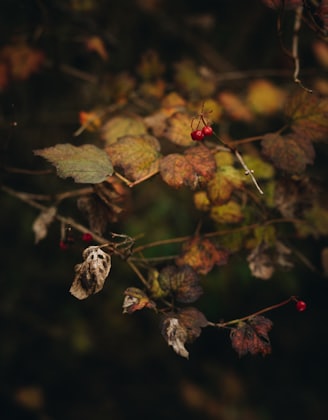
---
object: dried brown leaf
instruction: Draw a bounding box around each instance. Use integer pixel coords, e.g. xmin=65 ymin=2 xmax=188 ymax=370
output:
xmin=261 ymin=133 xmax=315 ymax=174
xmin=70 ymin=246 xmax=111 ymax=300
xmin=32 ymin=206 xmax=57 ymax=244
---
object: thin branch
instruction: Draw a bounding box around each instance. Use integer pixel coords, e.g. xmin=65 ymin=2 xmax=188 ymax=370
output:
xmin=2 ymin=185 xmax=108 ymax=244
xmin=208 ymin=296 xmax=298 ymax=328
xmin=292 ymin=5 xmax=313 ymax=93
xmin=212 ymin=132 xmax=264 ymax=195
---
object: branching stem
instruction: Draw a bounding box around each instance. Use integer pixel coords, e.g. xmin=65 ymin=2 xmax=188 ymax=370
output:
xmin=208 ymin=296 xmax=299 ymax=328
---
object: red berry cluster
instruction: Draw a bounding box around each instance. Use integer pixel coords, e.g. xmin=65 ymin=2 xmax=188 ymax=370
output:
xmin=191 ymin=125 xmax=213 ymax=141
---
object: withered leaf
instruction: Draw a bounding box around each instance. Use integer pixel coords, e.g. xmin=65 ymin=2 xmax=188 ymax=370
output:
xmin=70 ymin=246 xmax=111 ymax=300
xmin=159 ymin=265 xmax=203 ymax=303
xmin=32 ymin=206 xmax=57 ymax=244
xmin=178 ymin=307 xmax=208 ymax=341
xmin=161 ymin=307 xmax=208 ymax=358
xmin=34 ymin=144 xmax=114 ymax=184
xmin=247 ymin=244 xmax=274 ymax=280
xmin=176 ymin=237 xmax=229 ymax=275
xmin=122 ymin=287 xmax=156 ymax=314
xmin=261 ymin=133 xmax=315 ymax=174
xmin=159 ymin=144 xmax=216 ymax=189
xmin=161 ymin=317 xmax=189 ymax=358
xmin=286 ymin=90 xmax=328 ymax=141
xmin=78 ymin=179 xmax=130 ymax=234
xmin=105 ymin=134 xmax=161 ymax=182
xmin=230 ymin=315 xmax=273 ymax=357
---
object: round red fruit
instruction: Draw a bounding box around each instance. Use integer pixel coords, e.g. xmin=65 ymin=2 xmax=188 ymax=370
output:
xmin=191 ymin=130 xmax=205 ymax=141
xmin=82 ymin=233 xmax=93 ymax=242
xmin=202 ymin=125 xmax=213 ymax=136
xmin=296 ymin=300 xmax=307 ymax=312
xmin=59 ymin=240 xmax=69 ymax=250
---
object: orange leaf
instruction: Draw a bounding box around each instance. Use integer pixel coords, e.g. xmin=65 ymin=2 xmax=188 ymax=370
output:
xmin=246 ymin=79 xmax=286 ymax=115
xmin=176 ymin=237 xmax=229 ymax=275
xmin=85 ymin=36 xmax=109 ymax=61
xmin=0 ymin=44 xmax=44 ymax=81
xmin=218 ymin=91 xmax=253 ymax=122
xmin=159 ymin=144 xmax=216 ymax=189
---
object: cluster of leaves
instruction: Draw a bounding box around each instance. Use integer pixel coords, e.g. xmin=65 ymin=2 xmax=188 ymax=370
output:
xmin=3 ymin=2 xmax=328 ymax=359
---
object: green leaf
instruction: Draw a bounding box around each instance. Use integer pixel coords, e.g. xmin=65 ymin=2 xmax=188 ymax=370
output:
xmin=34 ymin=143 xmax=113 ymax=184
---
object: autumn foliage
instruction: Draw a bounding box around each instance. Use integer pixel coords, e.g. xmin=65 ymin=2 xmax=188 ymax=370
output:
xmin=3 ymin=1 xmax=328 ymax=360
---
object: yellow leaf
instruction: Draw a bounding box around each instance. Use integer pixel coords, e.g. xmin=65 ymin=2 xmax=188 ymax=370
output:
xmin=210 ymin=200 xmax=244 ymax=224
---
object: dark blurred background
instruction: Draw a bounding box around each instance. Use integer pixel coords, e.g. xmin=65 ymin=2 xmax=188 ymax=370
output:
xmin=1 ymin=1 xmax=328 ymax=419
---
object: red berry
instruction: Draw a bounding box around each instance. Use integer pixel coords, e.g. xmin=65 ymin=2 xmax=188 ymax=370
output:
xmin=59 ymin=240 xmax=69 ymax=250
xmin=82 ymin=233 xmax=93 ymax=242
xmin=191 ymin=130 xmax=205 ymax=141
xmin=202 ymin=125 xmax=213 ymax=136
xmin=296 ymin=300 xmax=307 ymax=312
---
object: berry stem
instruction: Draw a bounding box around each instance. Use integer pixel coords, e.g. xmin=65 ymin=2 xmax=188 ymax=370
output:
xmin=208 ymin=296 xmax=298 ymax=328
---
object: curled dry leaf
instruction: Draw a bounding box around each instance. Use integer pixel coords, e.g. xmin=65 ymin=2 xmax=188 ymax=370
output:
xmin=162 ymin=317 xmax=189 ymax=358
xmin=176 ymin=237 xmax=229 ymax=275
xmin=247 ymin=243 xmax=275 ymax=280
xmin=122 ymin=287 xmax=156 ymax=314
xmin=70 ymin=246 xmax=111 ymax=300
xmin=32 ymin=206 xmax=57 ymax=244
xmin=161 ymin=307 xmax=208 ymax=358
xmin=105 ymin=134 xmax=161 ymax=182
xmin=34 ymin=144 xmax=114 ymax=184
xmin=159 ymin=144 xmax=216 ymax=189
xmin=230 ymin=315 xmax=273 ymax=357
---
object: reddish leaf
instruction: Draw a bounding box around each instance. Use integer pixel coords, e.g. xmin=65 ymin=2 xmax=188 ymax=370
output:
xmin=0 ymin=43 xmax=44 ymax=81
xmin=159 ymin=144 xmax=216 ymax=189
xmin=230 ymin=315 xmax=273 ymax=357
xmin=261 ymin=133 xmax=315 ymax=174
xmin=176 ymin=237 xmax=229 ymax=275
